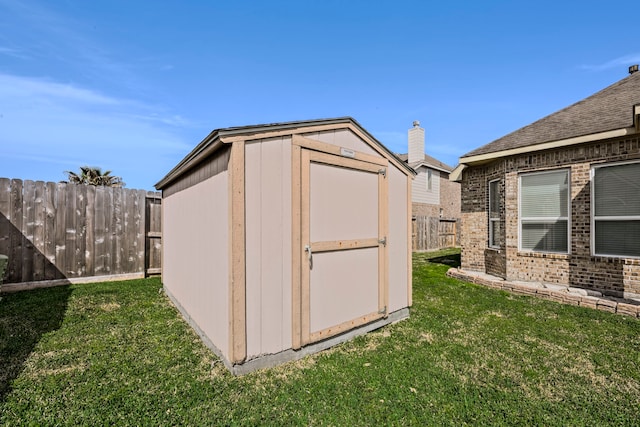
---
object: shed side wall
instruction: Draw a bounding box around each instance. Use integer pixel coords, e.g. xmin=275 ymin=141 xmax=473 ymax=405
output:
xmin=245 ymin=137 xmax=292 ymax=359
xmin=163 ymin=168 xmax=229 ymax=359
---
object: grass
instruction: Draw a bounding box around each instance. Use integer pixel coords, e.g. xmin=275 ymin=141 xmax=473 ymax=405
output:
xmin=1 ymin=248 xmax=639 ymax=425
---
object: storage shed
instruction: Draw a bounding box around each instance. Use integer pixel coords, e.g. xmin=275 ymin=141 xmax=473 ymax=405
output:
xmin=155 ymin=117 xmax=415 ymax=374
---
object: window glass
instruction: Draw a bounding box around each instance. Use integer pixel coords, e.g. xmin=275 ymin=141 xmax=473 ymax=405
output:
xmin=519 ymin=170 xmax=569 ymax=253
xmin=489 ymin=180 xmax=500 ymax=248
xmin=593 ymin=162 xmax=640 ymax=257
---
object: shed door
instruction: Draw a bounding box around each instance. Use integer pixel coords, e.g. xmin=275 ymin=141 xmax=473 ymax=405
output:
xmin=299 ymin=149 xmax=388 ymax=346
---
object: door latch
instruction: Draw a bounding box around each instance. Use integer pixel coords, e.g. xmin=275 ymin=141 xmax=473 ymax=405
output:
xmin=304 ymin=245 xmax=312 ymax=262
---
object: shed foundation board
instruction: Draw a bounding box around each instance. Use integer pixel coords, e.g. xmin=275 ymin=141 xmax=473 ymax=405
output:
xmin=231 ymin=308 xmax=409 ymax=376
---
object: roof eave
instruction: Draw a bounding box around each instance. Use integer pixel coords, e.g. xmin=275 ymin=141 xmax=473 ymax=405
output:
xmin=451 ymin=126 xmax=638 ymax=182
xmin=412 ymin=162 xmax=452 ymax=174
xmin=155 ymin=130 xmax=224 ymax=190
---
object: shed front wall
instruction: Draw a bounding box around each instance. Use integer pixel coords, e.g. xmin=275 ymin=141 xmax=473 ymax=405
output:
xmin=245 ymin=137 xmax=293 ymax=359
xmin=162 ymin=165 xmax=230 ymax=359
xmin=461 ymin=134 xmax=640 ymax=297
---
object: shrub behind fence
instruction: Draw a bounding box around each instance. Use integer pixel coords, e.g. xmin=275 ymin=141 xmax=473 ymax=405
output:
xmin=0 ymin=178 xmax=161 ymax=284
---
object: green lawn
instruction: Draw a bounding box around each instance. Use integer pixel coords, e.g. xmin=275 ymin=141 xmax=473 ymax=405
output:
xmin=1 ymin=248 xmax=639 ymax=425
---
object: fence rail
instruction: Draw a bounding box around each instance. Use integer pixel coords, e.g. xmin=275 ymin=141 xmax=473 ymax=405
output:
xmin=0 ymin=178 xmax=161 ymax=285
xmin=412 ymin=216 xmax=460 ymax=251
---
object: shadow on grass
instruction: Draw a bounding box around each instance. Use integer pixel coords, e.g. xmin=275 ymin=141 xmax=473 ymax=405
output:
xmin=0 ymin=285 xmax=71 ymax=401
xmin=428 ymin=253 xmax=461 ymax=268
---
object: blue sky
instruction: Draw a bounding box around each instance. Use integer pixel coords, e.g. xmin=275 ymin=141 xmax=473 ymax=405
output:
xmin=1 ymin=0 xmax=638 ymax=190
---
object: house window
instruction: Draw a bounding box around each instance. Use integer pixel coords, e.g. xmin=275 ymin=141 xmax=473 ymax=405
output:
xmin=489 ymin=179 xmax=500 ymax=248
xmin=592 ymin=161 xmax=640 ymax=257
xmin=519 ymin=169 xmax=569 ymax=253
xmin=427 ymin=169 xmax=432 ymax=191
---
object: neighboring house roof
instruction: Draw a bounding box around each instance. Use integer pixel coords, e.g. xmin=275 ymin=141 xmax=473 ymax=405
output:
xmin=397 ymin=153 xmax=453 ymax=174
xmin=156 ymin=117 xmax=415 ymax=190
xmin=451 ymin=70 xmax=640 ymax=181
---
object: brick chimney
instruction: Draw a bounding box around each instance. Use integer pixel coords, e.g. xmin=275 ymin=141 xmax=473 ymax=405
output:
xmin=408 ymin=120 xmax=424 ymax=164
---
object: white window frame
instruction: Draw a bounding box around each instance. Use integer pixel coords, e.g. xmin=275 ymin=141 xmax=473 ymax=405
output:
xmin=488 ymin=179 xmax=500 ymax=249
xmin=590 ymin=160 xmax=640 ymax=258
xmin=518 ymin=169 xmax=571 ymax=254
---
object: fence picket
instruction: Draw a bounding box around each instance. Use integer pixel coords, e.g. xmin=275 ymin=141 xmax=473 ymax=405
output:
xmin=32 ymin=181 xmax=46 ymax=281
xmin=21 ymin=181 xmax=35 ymax=281
xmin=0 ymin=178 xmax=10 ymax=260
xmin=44 ymin=181 xmax=57 ymax=280
xmin=9 ymin=179 xmax=23 ymax=283
xmin=412 ymin=215 xmax=460 ymax=251
xmin=54 ymin=182 xmax=67 ymax=280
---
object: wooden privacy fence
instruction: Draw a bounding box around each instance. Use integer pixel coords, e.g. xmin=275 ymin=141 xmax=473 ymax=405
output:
xmin=412 ymin=216 xmax=460 ymax=251
xmin=0 ymin=178 xmax=161 ymax=285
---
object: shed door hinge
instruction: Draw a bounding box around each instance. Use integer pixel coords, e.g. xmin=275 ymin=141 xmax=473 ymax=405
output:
xmin=378 ymin=237 xmax=387 ymax=246
xmin=378 ymin=168 xmax=386 ymax=177
xmin=378 ymin=306 xmax=387 ymax=314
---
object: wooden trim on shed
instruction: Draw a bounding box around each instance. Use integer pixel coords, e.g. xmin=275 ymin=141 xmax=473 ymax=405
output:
xmin=220 ymin=123 xmax=351 ymax=143
xmin=310 ymin=238 xmax=379 ymax=253
xmin=300 ymin=148 xmax=312 ymax=346
xmin=292 ymin=135 xmax=388 ymax=167
xmin=229 ymin=140 xmax=247 ymax=363
xmin=379 ymin=162 xmax=389 ymax=317
xmin=291 ymin=144 xmax=302 ymax=350
xmin=308 ymin=310 xmax=384 ymax=343
xmin=304 ymin=150 xmax=383 ymax=175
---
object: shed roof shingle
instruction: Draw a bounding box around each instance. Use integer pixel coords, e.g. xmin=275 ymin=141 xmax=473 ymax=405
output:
xmin=462 ymin=71 xmax=640 ymax=158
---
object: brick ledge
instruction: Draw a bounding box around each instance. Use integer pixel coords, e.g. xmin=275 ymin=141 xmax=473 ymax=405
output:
xmin=447 ymin=268 xmax=640 ymax=318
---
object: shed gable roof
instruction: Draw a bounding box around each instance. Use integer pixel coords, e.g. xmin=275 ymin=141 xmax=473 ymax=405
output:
xmin=463 ymin=71 xmax=640 ymax=159
xmin=156 ymin=117 xmax=415 ymax=190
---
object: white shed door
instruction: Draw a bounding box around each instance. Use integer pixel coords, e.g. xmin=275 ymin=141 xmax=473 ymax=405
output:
xmin=300 ymin=149 xmax=388 ymax=345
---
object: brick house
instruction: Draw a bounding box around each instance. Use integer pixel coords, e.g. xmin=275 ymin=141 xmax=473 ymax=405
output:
xmin=398 ymin=121 xmax=461 ymax=219
xmin=450 ymin=66 xmax=640 ymax=298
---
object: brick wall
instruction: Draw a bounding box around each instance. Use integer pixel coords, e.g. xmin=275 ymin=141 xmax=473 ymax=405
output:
xmin=440 ymin=175 xmax=461 ymax=219
xmin=461 ymin=134 xmax=640 ymax=297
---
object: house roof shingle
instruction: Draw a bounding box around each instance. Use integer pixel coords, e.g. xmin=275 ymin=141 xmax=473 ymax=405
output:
xmin=397 ymin=153 xmax=453 ymax=173
xmin=462 ymin=71 xmax=640 ymax=158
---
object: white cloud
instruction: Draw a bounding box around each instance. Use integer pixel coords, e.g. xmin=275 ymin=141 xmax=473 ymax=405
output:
xmin=0 ymin=73 xmax=119 ymax=105
xmin=0 ymin=46 xmax=30 ymax=59
xmin=579 ymin=54 xmax=640 ymax=71
xmin=0 ymin=73 xmax=192 ymax=189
